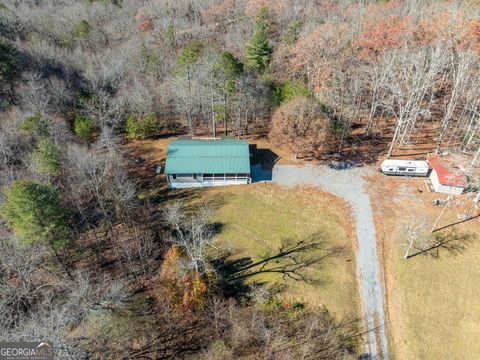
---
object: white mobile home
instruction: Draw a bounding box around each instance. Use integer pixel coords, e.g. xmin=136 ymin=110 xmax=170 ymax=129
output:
xmin=427 ymin=156 xmax=467 ymax=195
xmin=165 ymin=137 xmax=251 ymax=189
xmin=380 ymin=159 xmax=429 ymax=177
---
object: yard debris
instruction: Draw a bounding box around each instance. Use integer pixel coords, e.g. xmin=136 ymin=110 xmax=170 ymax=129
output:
xmin=432 ymin=199 xmax=447 ymax=206
xmin=457 ymin=213 xmax=471 ymax=221
xmin=451 ymin=199 xmax=465 ymax=207
xmin=424 ymin=179 xmax=434 ymax=192
xmin=327 ymin=160 xmax=357 ymax=170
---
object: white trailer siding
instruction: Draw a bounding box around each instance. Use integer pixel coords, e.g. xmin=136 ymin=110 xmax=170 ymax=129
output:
xmin=380 ymin=160 xmax=429 ymax=177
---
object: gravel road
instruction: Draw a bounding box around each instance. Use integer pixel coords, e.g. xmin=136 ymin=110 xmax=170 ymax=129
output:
xmin=272 ymin=164 xmax=389 ymax=359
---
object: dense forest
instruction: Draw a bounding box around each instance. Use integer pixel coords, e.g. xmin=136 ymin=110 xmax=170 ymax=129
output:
xmin=0 ymin=0 xmax=479 ymax=359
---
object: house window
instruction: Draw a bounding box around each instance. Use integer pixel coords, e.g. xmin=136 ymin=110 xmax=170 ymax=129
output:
xmin=407 ymin=168 xmax=414 ymax=172
xmin=388 ymin=168 xmax=394 ymax=171
xmin=172 ymin=174 xmax=177 ymax=180
xmin=193 ymin=174 xmax=197 ymax=180
xmin=398 ymin=167 xmax=406 ymax=171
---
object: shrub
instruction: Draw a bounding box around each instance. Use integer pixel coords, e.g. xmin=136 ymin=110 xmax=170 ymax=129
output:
xmin=75 ymin=20 xmax=90 ymax=38
xmin=125 ymin=113 xmax=160 ymax=140
xmin=283 ymin=20 xmax=302 ymax=45
xmin=273 ymin=80 xmax=310 ymax=106
xmin=140 ymin=43 xmax=159 ymax=73
xmin=73 ymin=113 xmax=96 ymax=140
xmin=165 ymin=24 xmax=175 ymax=45
xmin=19 ymin=113 xmax=51 ymax=138
xmin=269 ymin=96 xmax=330 ymax=158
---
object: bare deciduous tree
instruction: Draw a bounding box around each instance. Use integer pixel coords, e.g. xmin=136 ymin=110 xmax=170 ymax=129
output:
xmin=163 ymin=204 xmax=215 ymax=273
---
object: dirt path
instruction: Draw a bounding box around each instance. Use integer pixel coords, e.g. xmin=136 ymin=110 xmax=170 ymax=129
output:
xmin=272 ymin=164 xmax=389 ymax=359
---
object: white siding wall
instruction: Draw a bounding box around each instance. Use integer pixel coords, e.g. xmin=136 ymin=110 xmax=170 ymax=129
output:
xmin=430 ymin=169 xmax=464 ymax=195
xmin=168 ymin=174 xmax=249 ymax=189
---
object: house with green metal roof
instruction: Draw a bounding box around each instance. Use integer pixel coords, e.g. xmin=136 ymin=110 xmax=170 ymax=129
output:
xmin=165 ymin=137 xmax=251 ymax=188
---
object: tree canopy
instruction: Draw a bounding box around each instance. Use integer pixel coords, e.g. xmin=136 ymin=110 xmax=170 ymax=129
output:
xmin=175 ymin=41 xmax=204 ymax=76
xmin=213 ymin=51 xmax=243 ymax=94
xmin=269 ymin=96 xmax=330 ymax=157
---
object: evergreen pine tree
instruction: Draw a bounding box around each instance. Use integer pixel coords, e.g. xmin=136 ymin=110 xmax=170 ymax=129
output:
xmin=33 ymin=137 xmax=62 ymax=176
xmin=245 ymin=24 xmax=273 ymax=72
xmin=1 ymin=180 xmax=71 ymax=250
xmin=214 ymin=51 xmax=243 ymax=94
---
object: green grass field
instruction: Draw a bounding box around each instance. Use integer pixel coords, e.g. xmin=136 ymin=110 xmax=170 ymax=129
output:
xmin=192 ymin=183 xmax=359 ymax=319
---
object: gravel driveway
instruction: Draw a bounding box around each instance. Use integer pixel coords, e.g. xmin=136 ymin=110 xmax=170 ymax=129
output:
xmin=272 ymin=164 xmax=389 ymax=359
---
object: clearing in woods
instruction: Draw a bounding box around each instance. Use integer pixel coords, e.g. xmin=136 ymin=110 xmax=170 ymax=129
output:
xmin=125 ymin=138 xmax=360 ymax=326
xmin=125 ymin=137 xmax=480 ymax=359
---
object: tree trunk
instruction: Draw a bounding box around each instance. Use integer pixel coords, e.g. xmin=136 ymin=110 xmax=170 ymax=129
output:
xmin=210 ymin=81 xmax=216 ymax=139
xmin=224 ymin=96 xmax=228 ymax=136
xmin=471 ymin=145 xmax=480 ymax=167
xmin=387 ymin=118 xmax=403 ymax=158
xmin=187 ymin=67 xmax=194 ymax=135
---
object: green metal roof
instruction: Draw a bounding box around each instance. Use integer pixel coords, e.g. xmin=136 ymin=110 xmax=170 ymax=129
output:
xmin=165 ymin=138 xmax=250 ymax=174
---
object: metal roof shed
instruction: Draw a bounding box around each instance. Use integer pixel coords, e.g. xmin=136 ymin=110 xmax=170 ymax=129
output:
xmin=427 ymin=156 xmax=467 ymax=195
xmin=165 ymin=138 xmax=251 ymax=188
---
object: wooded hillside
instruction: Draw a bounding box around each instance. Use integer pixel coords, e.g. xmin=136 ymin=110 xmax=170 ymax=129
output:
xmin=0 ymin=0 xmax=479 ymax=359
xmin=1 ymin=0 xmax=479 ymax=161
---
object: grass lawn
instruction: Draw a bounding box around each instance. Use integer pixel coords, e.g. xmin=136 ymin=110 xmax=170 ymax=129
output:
xmin=389 ymin=220 xmax=480 ymax=360
xmin=126 ymin=137 xmax=358 ymax=322
xmin=185 ymin=182 xmax=359 ymax=319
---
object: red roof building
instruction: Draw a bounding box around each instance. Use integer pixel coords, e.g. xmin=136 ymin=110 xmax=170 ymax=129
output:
xmin=427 ymin=156 xmax=467 ymax=195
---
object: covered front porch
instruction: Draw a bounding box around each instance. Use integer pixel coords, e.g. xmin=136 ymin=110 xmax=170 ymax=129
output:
xmin=167 ymin=173 xmax=250 ymax=188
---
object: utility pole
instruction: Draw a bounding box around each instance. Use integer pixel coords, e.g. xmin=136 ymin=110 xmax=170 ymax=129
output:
xmin=431 ymin=195 xmax=451 ymax=233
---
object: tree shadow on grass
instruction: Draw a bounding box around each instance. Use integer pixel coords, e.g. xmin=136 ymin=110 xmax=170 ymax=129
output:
xmin=406 ymin=230 xmax=477 ymax=259
xmin=210 ymin=235 xmax=344 ymax=298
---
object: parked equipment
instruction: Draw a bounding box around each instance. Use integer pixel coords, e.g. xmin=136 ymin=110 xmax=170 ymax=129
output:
xmin=380 ymin=159 xmax=429 ymax=177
